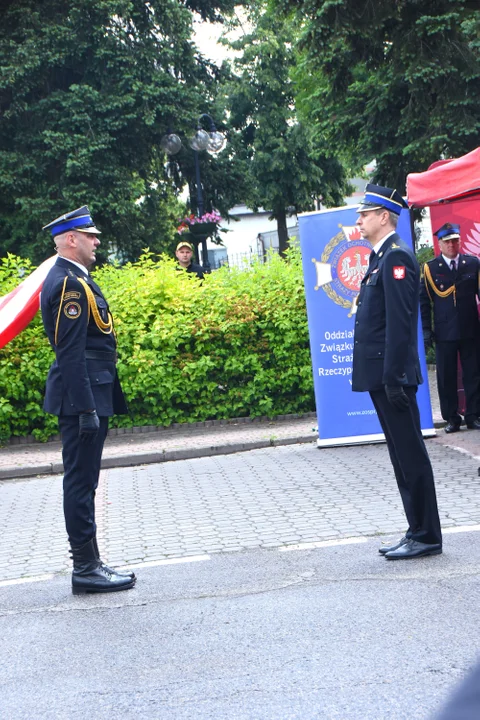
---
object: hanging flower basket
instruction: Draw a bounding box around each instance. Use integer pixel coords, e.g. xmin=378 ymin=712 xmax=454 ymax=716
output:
xmin=177 ymin=212 xmax=221 ymax=239
xmin=187 ymin=221 xmax=218 ymax=237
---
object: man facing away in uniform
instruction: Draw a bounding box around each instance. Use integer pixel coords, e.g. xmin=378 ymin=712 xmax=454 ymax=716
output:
xmin=41 ymin=206 xmax=135 ymax=594
xmin=175 ymin=240 xmax=205 ymax=279
xmin=420 ymin=222 xmax=480 ymax=434
xmin=352 ymin=184 xmax=442 ymax=560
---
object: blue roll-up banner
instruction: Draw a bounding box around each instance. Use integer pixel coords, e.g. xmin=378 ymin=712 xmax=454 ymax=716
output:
xmin=298 ymin=205 xmax=435 ymax=447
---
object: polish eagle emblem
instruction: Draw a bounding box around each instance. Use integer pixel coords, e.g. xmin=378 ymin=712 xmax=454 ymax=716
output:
xmin=311 ymin=226 xmax=371 ymax=315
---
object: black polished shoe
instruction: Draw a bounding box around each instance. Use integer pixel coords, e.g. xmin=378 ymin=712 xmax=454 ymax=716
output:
xmin=385 ymin=539 xmax=442 ymax=560
xmin=444 ymin=421 xmax=461 ymax=434
xmin=70 ymin=539 xmax=136 ymax=595
xmin=466 ymin=419 xmax=480 ymax=430
xmin=378 ymin=536 xmax=408 ymax=555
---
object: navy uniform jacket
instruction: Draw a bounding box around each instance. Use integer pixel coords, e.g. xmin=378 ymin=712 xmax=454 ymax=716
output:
xmin=41 ymin=257 xmax=128 ymax=417
xmin=352 ymin=233 xmax=423 ymax=392
xmin=420 ymin=254 xmax=480 ymax=342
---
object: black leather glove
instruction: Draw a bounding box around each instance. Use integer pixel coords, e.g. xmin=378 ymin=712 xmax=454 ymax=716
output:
xmin=385 ymin=385 xmax=410 ymax=411
xmin=79 ymin=410 xmax=100 ymax=443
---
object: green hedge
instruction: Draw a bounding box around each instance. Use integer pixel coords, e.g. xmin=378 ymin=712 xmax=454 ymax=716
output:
xmin=0 ymin=247 xmax=315 ymax=442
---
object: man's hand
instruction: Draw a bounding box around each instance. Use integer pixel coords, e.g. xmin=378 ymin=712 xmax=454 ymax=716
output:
xmin=385 ymin=385 xmax=410 ymax=411
xmin=79 ymin=410 xmax=100 ymax=443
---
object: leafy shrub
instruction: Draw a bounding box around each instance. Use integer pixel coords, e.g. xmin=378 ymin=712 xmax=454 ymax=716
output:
xmin=0 ymin=247 xmax=314 ymax=442
xmin=416 ymin=243 xmax=435 ymax=266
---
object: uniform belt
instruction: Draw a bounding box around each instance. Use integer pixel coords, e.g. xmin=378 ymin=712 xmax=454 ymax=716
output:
xmin=85 ymin=350 xmax=117 ymax=362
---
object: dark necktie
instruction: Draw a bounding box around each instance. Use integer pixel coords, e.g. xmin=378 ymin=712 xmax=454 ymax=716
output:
xmin=450 ymin=259 xmax=456 ymax=272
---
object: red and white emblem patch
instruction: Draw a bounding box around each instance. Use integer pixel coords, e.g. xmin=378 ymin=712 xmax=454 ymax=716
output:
xmin=63 ymin=301 xmax=81 ymax=319
xmin=393 ymin=266 xmax=406 ymax=280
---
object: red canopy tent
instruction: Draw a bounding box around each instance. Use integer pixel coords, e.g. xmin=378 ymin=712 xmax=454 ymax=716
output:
xmin=407 ymin=146 xmax=480 ymax=208
xmin=407 ymin=146 xmax=480 ymax=418
xmin=407 ymin=146 xmax=480 ymax=257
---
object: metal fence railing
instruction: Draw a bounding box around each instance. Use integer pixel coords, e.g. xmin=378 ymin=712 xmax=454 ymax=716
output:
xmin=210 ymin=251 xmax=267 ymax=270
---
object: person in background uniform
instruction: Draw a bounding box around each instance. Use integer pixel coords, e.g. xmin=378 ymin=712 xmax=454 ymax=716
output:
xmin=175 ymin=240 xmax=205 ymax=279
xmin=420 ymin=222 xmax=480 ymax=434
xmin=41 ymin=206 xmax=135 ymax=595
xmin=352 ymin=184 xmax=442 ymax=560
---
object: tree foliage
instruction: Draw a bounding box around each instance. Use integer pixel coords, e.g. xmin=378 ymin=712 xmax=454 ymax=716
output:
xmin=184 ymin=0 xmax=241 ymax=22
xmin=224 ymin=1 xmax=350 ymax=254
xmin=0 ymin=0 xmax=244 ymax=264
xmin=269 ymin=0 xmax=480 ymax=190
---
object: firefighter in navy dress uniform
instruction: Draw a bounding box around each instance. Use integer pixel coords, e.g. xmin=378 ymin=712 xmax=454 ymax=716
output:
xmin=352 ymin=184 xmax=442 ymax=560
xmin=420 ymin=222 xmax=480 ymax=434
xmin=41 ymin=206 xmax=135 ymax=594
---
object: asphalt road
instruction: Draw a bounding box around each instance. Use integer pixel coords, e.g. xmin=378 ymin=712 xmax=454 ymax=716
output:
xmin=1 ymin=528 xmax=480 ymax=720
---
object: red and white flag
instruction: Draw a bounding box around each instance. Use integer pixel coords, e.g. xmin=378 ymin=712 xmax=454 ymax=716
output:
xmin=0 ymin=256 xmax=57 ymax=349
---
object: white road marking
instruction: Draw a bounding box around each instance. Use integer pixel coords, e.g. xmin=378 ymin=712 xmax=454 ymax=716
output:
xmin=279 ymin=537 xmax=368 ymax=552
xmin=443 ymin=524 xmax=480 ymax=534
xmin=119 ymin=554 xmax=211 ymax=570
xmin=0 ymin=574 xmax=54 ymax=588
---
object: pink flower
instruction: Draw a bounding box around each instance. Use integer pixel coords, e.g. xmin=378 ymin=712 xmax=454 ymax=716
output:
xmin=177 ymin=211 xmax=221 ymax=232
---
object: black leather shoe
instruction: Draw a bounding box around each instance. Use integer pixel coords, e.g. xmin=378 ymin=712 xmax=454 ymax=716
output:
xmin=70 ymin=539 xmax=136 ymax=595
xmin=466 ymin=419 xmax=480 ymax=430
xmin=378 ymin=536 xmax=408 ymax=555
xmin=444 ymin=421 xmax=461 ymax=434
xmin=385 ymin=539 xmax=442 ymax=560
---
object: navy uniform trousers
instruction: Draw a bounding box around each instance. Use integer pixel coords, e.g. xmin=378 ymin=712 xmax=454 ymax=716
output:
xmin=370 ymin=386 xmax=441 ymax=545
xmin=436 ymin=338 xmax=479 ymax=423
xmin=59 ymin=416 xmax=109 ymax=546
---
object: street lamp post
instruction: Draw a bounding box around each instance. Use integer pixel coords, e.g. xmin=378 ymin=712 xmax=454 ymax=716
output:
xmin=161 ymin=114 xmax=226 ymax=273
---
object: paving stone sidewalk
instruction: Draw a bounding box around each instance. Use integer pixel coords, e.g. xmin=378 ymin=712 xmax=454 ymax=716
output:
xmin=0 ymin=414 xmax=320 ymax=479
xmin=1 ymin=367 xmax=479 ymax=585
xmin=0 ymin=438 xmax=479 ymax=584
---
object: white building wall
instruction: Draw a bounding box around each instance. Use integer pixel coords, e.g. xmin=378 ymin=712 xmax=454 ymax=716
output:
xmin=203 ymin=204 xmax=298 ymax=268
